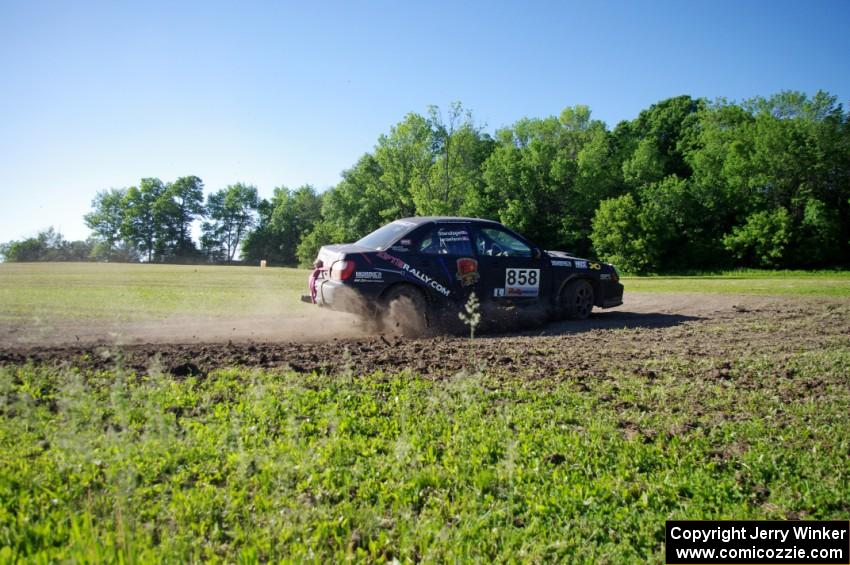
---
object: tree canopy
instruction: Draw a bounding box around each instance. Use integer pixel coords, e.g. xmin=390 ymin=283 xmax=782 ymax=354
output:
xmin=0 ymin=228 xmax=100 ymax=263
xmin=5 ymin=92 xmax=848 ymax=271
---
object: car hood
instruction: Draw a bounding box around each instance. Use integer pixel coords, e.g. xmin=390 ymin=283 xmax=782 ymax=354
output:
xmin=546 ymin=250 xmax=583 ymax=260
xmin=545 ymin=250 xmax=613 ymax=268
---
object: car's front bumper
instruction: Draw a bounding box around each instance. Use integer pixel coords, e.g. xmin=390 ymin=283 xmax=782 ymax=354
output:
xmin=600 ymin=281 xmax=624 ymax=308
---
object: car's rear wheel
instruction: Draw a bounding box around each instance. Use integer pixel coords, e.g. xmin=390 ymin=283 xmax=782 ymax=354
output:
xmin=561 ymin=279 xmax=594 ymax=320
xmin=381 ymin=285 xmax=429 ymax=337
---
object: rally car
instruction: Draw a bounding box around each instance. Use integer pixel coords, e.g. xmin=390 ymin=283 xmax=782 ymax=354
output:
xmin=301 ymin=217 xmax=624 ymax=335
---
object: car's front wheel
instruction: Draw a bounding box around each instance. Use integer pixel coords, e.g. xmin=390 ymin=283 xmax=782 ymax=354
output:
xmin=561 ymin=279 xmax=594 ymax=320
xmin=381 ymin=285 xmax=429 ymax=337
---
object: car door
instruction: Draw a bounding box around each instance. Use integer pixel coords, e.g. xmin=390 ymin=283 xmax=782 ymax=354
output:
xmin=473 ymin=225 xmax=550 ymax=306
xmin=412 ymin=221 xmax=477 ymax=301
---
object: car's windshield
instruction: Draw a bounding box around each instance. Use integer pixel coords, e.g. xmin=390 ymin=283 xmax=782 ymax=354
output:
xmin=355 ymin=221 xmax=415 ymax=250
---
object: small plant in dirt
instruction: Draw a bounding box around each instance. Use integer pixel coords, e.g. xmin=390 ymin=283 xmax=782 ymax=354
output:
xmin=458 ymin=291 xmax=481 ymax=339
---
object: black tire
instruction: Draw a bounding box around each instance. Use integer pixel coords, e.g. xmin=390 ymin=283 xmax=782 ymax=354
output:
xmin=381 ymin=285 xmax=429 ymax=337
xmin=561 ymin=279 xmax=594 ymax=320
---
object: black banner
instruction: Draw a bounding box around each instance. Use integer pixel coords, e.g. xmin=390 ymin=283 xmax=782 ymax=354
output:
xmin=666 ymin=520 xmax=849 ymax=564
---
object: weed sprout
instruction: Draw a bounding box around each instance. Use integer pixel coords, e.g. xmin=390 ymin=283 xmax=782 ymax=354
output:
xmin=458 ymin=292 xmax=481 ymax=339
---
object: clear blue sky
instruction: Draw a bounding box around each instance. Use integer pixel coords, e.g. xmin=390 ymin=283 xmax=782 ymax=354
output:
xmin=1 ymin=0 xmax=848 ymax=243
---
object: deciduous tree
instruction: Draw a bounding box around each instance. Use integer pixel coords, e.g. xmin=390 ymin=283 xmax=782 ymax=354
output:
xmin=121 ymin=178 xmax=168 ymax=262
xmin=202 ymin=183 xmax=259 ymax=261
xmin=84 ymin=188 xmax=127 ymax=261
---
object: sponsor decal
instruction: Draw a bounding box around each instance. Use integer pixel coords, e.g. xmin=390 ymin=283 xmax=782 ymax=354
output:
xmin=420 ymin=228 xmax=473 ymax=255
xmin=494 ymin=288 xmax=505 ymax=297
xmin=600 ymin=273 xmax=612 ymax=281
xmin=354 ymin=271 xmax=382 ymax=282
xmin=589 ymin=262 xmax=601 ymax=270
xmin=574 ymin=260 xmax=588 ymax=269
xmin=551 ymin=260 xmax=572 ymax=267
xmin=389 ymin=245 xmax=409 ymax=252
xmin=437 ymin=228 xmax=471 ymax=243
xmin=456 ymin=257 xmax=479 ymax=287
xmin=378 ymin=251 xmax=406 ymax=270
xmin=504 ymin=268 xmax=540 ymax=297
xmin=377 ymin=251 xmax=451 ymax=297
xmin=400 ymin=239 xmax=412 ymax=246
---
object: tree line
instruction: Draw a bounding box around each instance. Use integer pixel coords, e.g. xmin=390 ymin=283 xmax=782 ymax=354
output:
xmin=3 ymin=92 xmax=849 ymax=272
xmin=2 ymin=177 xmax=263 ymax=264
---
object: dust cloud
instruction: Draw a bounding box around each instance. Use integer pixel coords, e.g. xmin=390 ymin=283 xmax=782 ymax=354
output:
xmin=1 ymin=273 xmax=804 ymax=348
xmin=1 ymin=309 xmax=372 ymax=348
xmin=0 ymin=268 xmax=374 ymax=347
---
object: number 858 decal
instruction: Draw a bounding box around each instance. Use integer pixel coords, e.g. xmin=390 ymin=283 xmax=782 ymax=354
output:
xmin=503 ymin=268 xmax=540 ymax=297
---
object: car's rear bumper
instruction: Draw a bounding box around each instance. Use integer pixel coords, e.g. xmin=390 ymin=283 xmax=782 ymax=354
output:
xmin=309 ymin=279 xmax=375 ymax=316
xmin=316 ymin=279 xmax=347 ymax=307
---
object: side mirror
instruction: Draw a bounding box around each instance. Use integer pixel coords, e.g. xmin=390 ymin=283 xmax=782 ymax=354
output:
xmin=533 ymin=248 xmax=542 ymax=260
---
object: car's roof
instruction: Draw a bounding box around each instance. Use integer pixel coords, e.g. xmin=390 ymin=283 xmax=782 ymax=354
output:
xmin=396 ymin=216 xmax=502 ymax=226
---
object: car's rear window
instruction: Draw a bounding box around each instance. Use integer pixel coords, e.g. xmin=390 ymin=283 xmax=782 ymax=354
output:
xmin=355 ymin=221 xmax=415 ymax=250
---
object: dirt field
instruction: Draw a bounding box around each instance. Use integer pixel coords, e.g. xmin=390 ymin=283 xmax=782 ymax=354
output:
xmin=3 ymin=293 xmax=848 ymax=380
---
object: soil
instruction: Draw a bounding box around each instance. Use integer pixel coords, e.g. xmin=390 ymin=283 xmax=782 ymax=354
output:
xmin=2 ymin=293 xmax=848 ymax=379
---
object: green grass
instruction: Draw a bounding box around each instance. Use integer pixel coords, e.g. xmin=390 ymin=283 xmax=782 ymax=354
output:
xmin=0 ymin=262 xmax=311 ymax=322
xmin=2 ymin=263 xmax=849 ymax=561
xmin=622 ymin=270 xmax=850 ymax=296
xmin=1 ymin=348 xmax=848 ymax=562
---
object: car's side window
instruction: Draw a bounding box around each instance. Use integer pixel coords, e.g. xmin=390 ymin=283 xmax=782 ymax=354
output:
xmin=476 ymin=228 xmax=532 ymax=258
xmin=418 ymin=225 xmax=474 ymax=256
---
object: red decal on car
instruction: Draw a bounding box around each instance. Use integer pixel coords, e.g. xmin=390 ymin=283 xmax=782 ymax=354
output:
xmin=456 ymin=257 xmax=480 ymax=287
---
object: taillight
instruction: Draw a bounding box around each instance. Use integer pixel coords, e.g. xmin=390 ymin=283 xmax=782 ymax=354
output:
xmin=329 ymin=260 xmax=355 ymax=281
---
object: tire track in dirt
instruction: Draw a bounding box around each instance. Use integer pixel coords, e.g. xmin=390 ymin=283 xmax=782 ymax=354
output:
xmin=2 ymin=294 xmax=848 ymax=381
